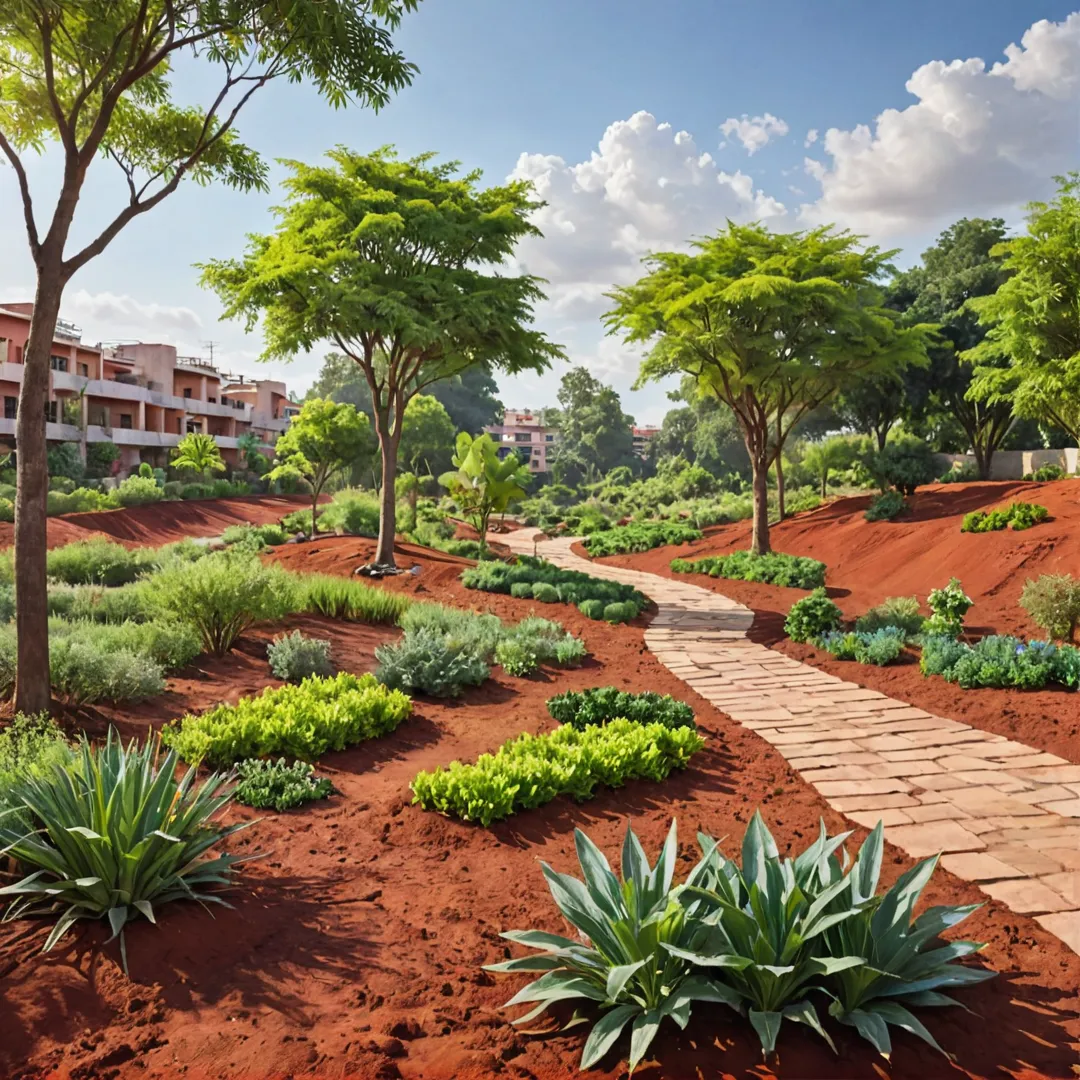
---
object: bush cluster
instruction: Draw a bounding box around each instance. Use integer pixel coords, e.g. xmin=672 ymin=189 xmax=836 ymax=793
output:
xmin=0 ymin=713 xmax=73 ymax=826
xmin=583 ymin=521 xmax=702 ymax=557
xmin=854 ymin=596 xmax=925 ymax=639
xmin=671 ymin=549 xmax=826 ymax=590
xmin=784 ymin=588 xmax=842 ymax=643
xmin=233 ymin=758 xmax=334 ymax=811
xmin=462 ymin=558 xmax=645 ymax=623
xmin=316 ymin=490 xmax=380 ymax=537
xmin=921 ymin=634 xmax=1080 ymax=690
xmin=874 ymin=436 xmax=937 ymax=495
xmin=46 ymin=538 xmax=157 ymax=586
xmin=546 ymin=687 xmax=695 ymax=731
xmin=924 ymin=577 xmax=973 ymax=638
xmin=1024 ymin=463 xmax=1066 ymax=482
xmin=222 ymin=522 xmax=288 ymax=549
xmin=961 ymin=501 xmax=1048 ymax=533
xmin=411 ymin=718 xmax=704 ymax=825
xmin=47 ymin=582 xmax=155 ymax=623
xmin=938 ymin=461 xmax=980 ymax=483
xmin=267 ymin=631 xmax=334 ymax=682
xmin=294 ymin=573 xmax=411 ymax=624
xmin=376 ymin=625 xmax=491 ymax=697
xmin=162 ymin=672 xmax=412 ymax=766
xmin=817 ymin=627 xmax=906 ymax=665
xmin=1020 ymin=574 xmax=1080 ymax=643
xmin=864 ymin=489 xmax=906 ymax=522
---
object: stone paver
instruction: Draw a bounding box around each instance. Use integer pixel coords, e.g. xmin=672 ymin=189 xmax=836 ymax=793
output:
xmin=503 ymin=531 xmax=1080 ymax=958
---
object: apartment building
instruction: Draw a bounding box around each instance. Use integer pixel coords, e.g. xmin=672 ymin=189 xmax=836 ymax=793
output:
xmin=0 ymin=303 xmax=294 ymax=474
xmin=486 ymin=408 xmax=558 ymax=473
xmin=632 ymin=425 xmax=660 ymax=457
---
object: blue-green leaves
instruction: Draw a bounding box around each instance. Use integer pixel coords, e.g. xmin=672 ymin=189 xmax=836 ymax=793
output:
xmin=488 ymin=814 xmax=993 ymax=1072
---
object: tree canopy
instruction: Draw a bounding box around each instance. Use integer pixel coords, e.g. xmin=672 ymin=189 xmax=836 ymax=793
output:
xmin=171 ymin=432 xmax=225 ymax=478
xmin=607 ymin=222 xmax=932 ymax=553
xmin=399 ymin=394 xmax=456 ymax=476
xmin=202 ymin=146 xmax=562 ymax=567
xmin=966 ymin=175 xmax=1080 ymax=445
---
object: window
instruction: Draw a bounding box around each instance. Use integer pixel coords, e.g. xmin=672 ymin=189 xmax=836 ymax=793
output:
xmin=14 ymin=346 xmax=22 ymax=364
xmin=44 ymin=400 xmax=58 ymax=423
xmin=530 ymin=458 xmax=539 ymax=468
xmin=120 ymin=414 xmax=132 ymax=429
xmin=183 ymin=387 xmax=192 ymax=398
xmin=50 ymin=355 xmax=68 ymax=372
xmin=77 ymin=363 xmax=89 ymax=377
xmin=532 ymin=447 xmax=541 ymax=456
xmin=208 ymin=396 xmax=217 ymax=404
xmin=514 ymin=432 xmax=531 ymax=442
xmin=4 ymin=397 xmax=15 ymax=420
xmin=177 ymin=418 xmax=183 ymax=433
xmin=545 ymin=434 xmax=554 ymax=442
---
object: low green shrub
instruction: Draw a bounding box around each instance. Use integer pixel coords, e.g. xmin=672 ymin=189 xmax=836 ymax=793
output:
xmin=222 ymin=522 xmax=289 ymax=549
xmin=162 ymin=672 xmax=411 ymax=765
xmin=411 ymin=718 xmax=704 ymax=825
xmin=113 ymin=475 xmax=163 ymax=507
xmin=854 ymin=596 xmax=925 ymax=639
xmin=399 ymin=603 xmax=503 ymax=659
xmin=864 ymin=489 xmax=906 ymax=522
xmin=317 ymin=491 xmax=380 ymax=537
xmin=672 ymin=550 xmax=826 ymax=590
xmin=46 ymin=487 xmax=117 ymax=515
xmin=375 ymin=627 xmax=491 ymax=697
xmin=0 ymin=729 xmax=242 ymax=971
xmin=46 ymin=538 xmax=155 ymax=586
xmin=924 ymin=577 xmax=973 ymax=638
xmin=817 ymin=627 xmax=906 ymax=665
xmin=578 ymin=598 xmax=605 ymax=620
xmin=920 ymin=634 xmax=1080 ymax=690
xmin=530 ymin=582 xmax=559 ymax=603
xmin=554 ymin=637 xmax=588 ymax=667
xmin=507 ymin=615 xmax=585 ymax=667
xmin=0 ymin=713 xmax=73 ymax=827
xmin=875 ymin=435 xmax=937 ymax=495
xmin=961 ymin=501 xmax=1048 ymax=533
xmin=1024 ymin=463 xmax=1066 ymax=482
xmin=1020 ymin=574 xmax=1080 ymax=643
xmin=938 ymin=461 xmax=979 ymax=483
xmin=233 ymin=758 xmax=334 ymax=811
xmin=583 ymin=521 xmax=701 ymax=557
xmin=47 ymin=582 xmax=155 ymax=623
xmin=546 ymin=687 xmax=695 ymax=731
xmin=267 ymin=631 xmax=334 ymax=682
xmin=495 ymin=638 xmax=538 ymax=676
xmin=602 ymin=600 xmax=637 ymax=623
xmin=509 ymin=581 xmax=533 ymax=599
xmin=784 ymin=588 xmax=842 ymax=643
xmin=294 ymin=573 xmax=411 ymax=624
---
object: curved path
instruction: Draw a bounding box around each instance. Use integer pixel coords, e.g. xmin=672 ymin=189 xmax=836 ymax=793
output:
xmin=503 ymin=531 xmax=1080 ymax=956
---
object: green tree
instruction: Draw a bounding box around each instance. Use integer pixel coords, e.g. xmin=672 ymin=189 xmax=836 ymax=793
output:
xmin=235 ymin=432 xmax=269 ymax=476
xmin=885 ymin=218 xmax=1014 ymax=477
xmin=202 ymin=147 xmax=561 ymax=569
xmin=544 ymin=367 xmax=637 ymax=487
xmin=440 ymin=433 xmax=530 ymax=553
xmin=801 ymin=437 xmax=856 ymax=498
xmin=651 ymin=380 xmax=749 ymax=478
xmin=0 ymin=0 xmax=418 ymax=712
xmin=267 ymin=398 xmax=375 ymax=537
xmin=966 ymin=177 xmax=1080 ymax=446
xmin=170 ymin=432 xmax=225 ymax=480
xmin=398 ymin=394 xmax=456 ymax=476
xmin=607 ymin=223 xmax=931 ymax=554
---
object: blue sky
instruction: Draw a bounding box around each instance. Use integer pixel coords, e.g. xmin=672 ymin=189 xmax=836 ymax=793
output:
xmin=1 ymin=1 xmax=1077 ymax=424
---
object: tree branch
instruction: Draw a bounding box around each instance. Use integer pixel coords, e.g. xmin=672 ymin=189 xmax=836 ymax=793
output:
xmin=0 ymin=131 xmax=41 ymax=258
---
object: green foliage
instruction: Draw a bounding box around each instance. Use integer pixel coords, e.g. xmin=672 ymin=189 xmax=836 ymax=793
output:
xmin=233 ymin=758 xmax=334 ymax=812
xmin=938 ymin=461 xmax=980 ymax=483
xmin=817 ymin=628 xmax=906 ymax=665
xmin=0 ymin=714 xmax=73 ymax=827
xmin=874 ymin=435 xmax=937 ymax=496
xmin=578 ymin=598 xmax=605 ymax=620
xmin=399 ymin=393 xmax=456 ymax=475
xmin=399 ymin=603 xmax=503 ymax=657
xmin=961 ymin=501 xmax=1048 ymax=533
xmin=46 ymin=539 xmax=151 ymax=586
xmin=152 ymin=552 xmax=296 ymax=656
xmin=584 ymin=522 xmax=701 ymax=557
xmin=546 ymin=688 xmax=695 ymax=731
xmin=530 ymin=582 xmax=560 ymax=603
xmin=864 ymin=489 xmax=906 ymax=522
xmin=1025 ymin=464 xmax=1066 ymax=482
xmin=554 ymin=637 xmax=589 ymax=667
xmin=375 ymin=626 xmax=491 ymax=697
xmin=0 ymin=730 xmax=242 ymax=972
xmin=921 ymin=634 xmax=1080 ymax=691
xmin=162 ymin=672 xmax=411 ymax=766
xmin=671 ymin=550 xmax=826 ymax=590
xmin=784 ymin=588 xmax=843 ymax=643
xmin=507 ymin=615 xmax=586 ymax=667
xmin=46 ymin=486 xmax=117 ymax=515
xmin=48 ymin=443 xmax=85 ymax=482
xmin=495 ymin=638 xmax=538 ymax=676
xmin=293 ymin=572 xmax=411 ymax=625
xmin=222 ymin=523 xmax=288 ymax=549
xmin=113 ymin=474 xmax=163 ymax=507
xmin=1020 ymin=574 xmax=1080 ymax=643
xmin=171 ymin=432 xmax=226 ymax=478
xmin=602 ymin=601 xmax=637 ymax=623
xmin=316 ymin=489 xmax=381 ymax=536
xmin=801 ymin=436 xmax=858 ymax=498
xmin=855 ymin=596 xmax=925 ymax=639
xmin=267 ymin=631 xmax=334 ymax=683
xmin=924 ymin=578 xmax=973 ymax=638
xmin=411 ymin=719 xmax=704 ymax=826
xmin=85 ymin=442 xmax=120 ymax=478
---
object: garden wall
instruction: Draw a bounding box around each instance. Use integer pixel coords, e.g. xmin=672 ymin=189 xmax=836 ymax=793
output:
xmin=935 ymin=447 xmax=1078 ymax=479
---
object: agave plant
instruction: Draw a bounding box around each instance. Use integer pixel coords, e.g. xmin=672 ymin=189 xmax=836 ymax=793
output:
xmin=0 ymin=729 xmax=247 ymax=972
xmin=669 ymin=812 xmax=867 ymax=1054
xmin=820 ymin=822 xmax=994 ymax=1058
xmin=486 ymin=821 xmax=740 ymax=1073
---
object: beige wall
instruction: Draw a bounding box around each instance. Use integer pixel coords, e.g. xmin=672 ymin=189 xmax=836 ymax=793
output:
xmin=936 ymin=449 xmax=1079 ymax=480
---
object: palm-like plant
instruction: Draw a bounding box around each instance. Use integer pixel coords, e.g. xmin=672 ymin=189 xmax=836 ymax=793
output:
xmin=0 ymin=729 xmax=246 ymax=972
xmin=171 ymin=432 xmax=226 ymax=480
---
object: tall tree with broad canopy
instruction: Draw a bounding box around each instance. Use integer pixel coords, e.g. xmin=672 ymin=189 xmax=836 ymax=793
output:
xmin=202 ymin=147 xmax=562 ymax=568
xmin=0 ymin=0 xmax=419 ymax=712
xmin=965 ymin=177 xmax=1080 ymax=446
xmin=885 ymin=218 xmax=1014 ymax=478
xmin=267 ymin=398 xmax=375 ymax=537
xmin=399 ymin=394 xmax=456 ymax=477
xmin=606 ymin=223 xmax=931 ymax=554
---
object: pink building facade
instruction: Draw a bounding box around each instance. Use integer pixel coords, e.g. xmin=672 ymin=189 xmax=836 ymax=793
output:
xmin=485 ymin=408 xmax=558 ymax=473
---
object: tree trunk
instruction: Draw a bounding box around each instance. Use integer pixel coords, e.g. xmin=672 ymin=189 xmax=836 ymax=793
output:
xmin=750 ymin=452 xmax=771 ymax=556
xmin=311 ymin=488 xmax=320 ymax=538
xmin=775 ymin=455 xmax=786 ymax=521
xmin=820 ymin=471 xmax=828 ymax=499
xmin=972 ymin=442 xmax=989 ymax=481
xmin=14 ymin=272 xmax=64 ymax=713
xmin=375 ymin=432 xmax=399 ymax=567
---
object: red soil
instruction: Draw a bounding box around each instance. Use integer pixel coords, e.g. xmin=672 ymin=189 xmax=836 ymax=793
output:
xmin=590 ymin=479 xmax=1080 ymax=765
xmin=1 ymin=536 xmax=1078 ymax=1079
xmin=0 ymin=494 xmax=324 ymax=549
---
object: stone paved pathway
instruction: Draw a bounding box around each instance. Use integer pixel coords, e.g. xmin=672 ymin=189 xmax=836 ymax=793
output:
xmin=502 ymin=530 xmax=1080 ymax=956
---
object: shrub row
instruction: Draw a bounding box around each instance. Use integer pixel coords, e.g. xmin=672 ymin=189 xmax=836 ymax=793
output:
xmin=546 ymin=687 xmax=695 ymax=730
xmin=410 ymin=718 xmax=704 ymax=825
xmin=921 ymin=634 xmax=1080 ymax=690
xmin=817 ymin=627 xmax=906 ymax=665
xmin=672 ymin=549 xmax=827 ymax=590
xmin=42 ymin=537 xmax=207 ymax=587
xmin=222 ymin=523 xmax=288 ymax=549
xmin=583 ymin=521 xmax=701 ymax=557
xmin=162 ymin=672 xmax=412 ymax=766
xmin=961 ymin=501 xmax=1048 ymax=533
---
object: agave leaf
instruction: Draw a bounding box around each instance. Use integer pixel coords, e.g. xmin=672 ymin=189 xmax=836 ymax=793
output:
xmin=663 ymin=944 xmax=754 ymax=970
xmin=748 ymin=1008 xmax=783 ymax=1054
xmin=132 ymin=899 xmax=156 ymax=924
xmin=784 ymin=999 xmax=836 ymax=1053
xmin=868 ymin=1000 xmax=951 ymax=1058
xmin=574 ymin=828 xmax=625 ymax=922
xmin=504 ymin=971 xmax=607 ymax=1008
xmin=849 ymin=822 xmax=884 ymax=904
xmin=811 ymin=955 xmax=866 ymax=976
xmin=486 ymin=954 xmax=570 ymax=974
xmin=903 ymin=990 xmax=965 ymax=1010
xmin=580 ymin=1004 xmax=639 ymax=1070
xmin=540 ymin=863 xmax=625 ymax=960
xmin=741 ymin=811 xmax=778 ymax=892
xmin=680 ymin=973 xmax=743 ymax=1010
xmin=628 ymin=1009 xmax=661 ymax=1073
xmin=606 ymin=959 xmax=647 ymax=1001
xmin=106 ymin=905 xmax=128 ymax=942
xmin=621 ymin=824 xmax=649 ymax=900
xmin=837 ymin=1006 xmax=892 ymax=1058
xmin=500 ymin=928 xmax=584 ymax=952
xmin=874 ymin=965 xmax=994 ymax=997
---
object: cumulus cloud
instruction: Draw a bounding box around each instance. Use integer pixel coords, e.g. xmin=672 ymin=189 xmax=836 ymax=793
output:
xmin=719 ymin=112 xmax=790 ymax=154
xmin=801 ymin=13 xmax=1080 ymax=234
xmin=66 ymin=290 xmax=203 ymax=336
xmin=804 ymin=128 xmax=819 ymax=147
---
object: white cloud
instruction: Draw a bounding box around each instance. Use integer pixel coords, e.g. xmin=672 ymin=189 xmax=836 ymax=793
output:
xmin=801 ymin=13 xmax=1080 ymax=234
xmin=66 ymin=289 xmax=203 ymax=337
xmin=719 ymin=112 xmax=790 ymax=154
xmin=804 ymin=128 xmax=819 ymax=147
